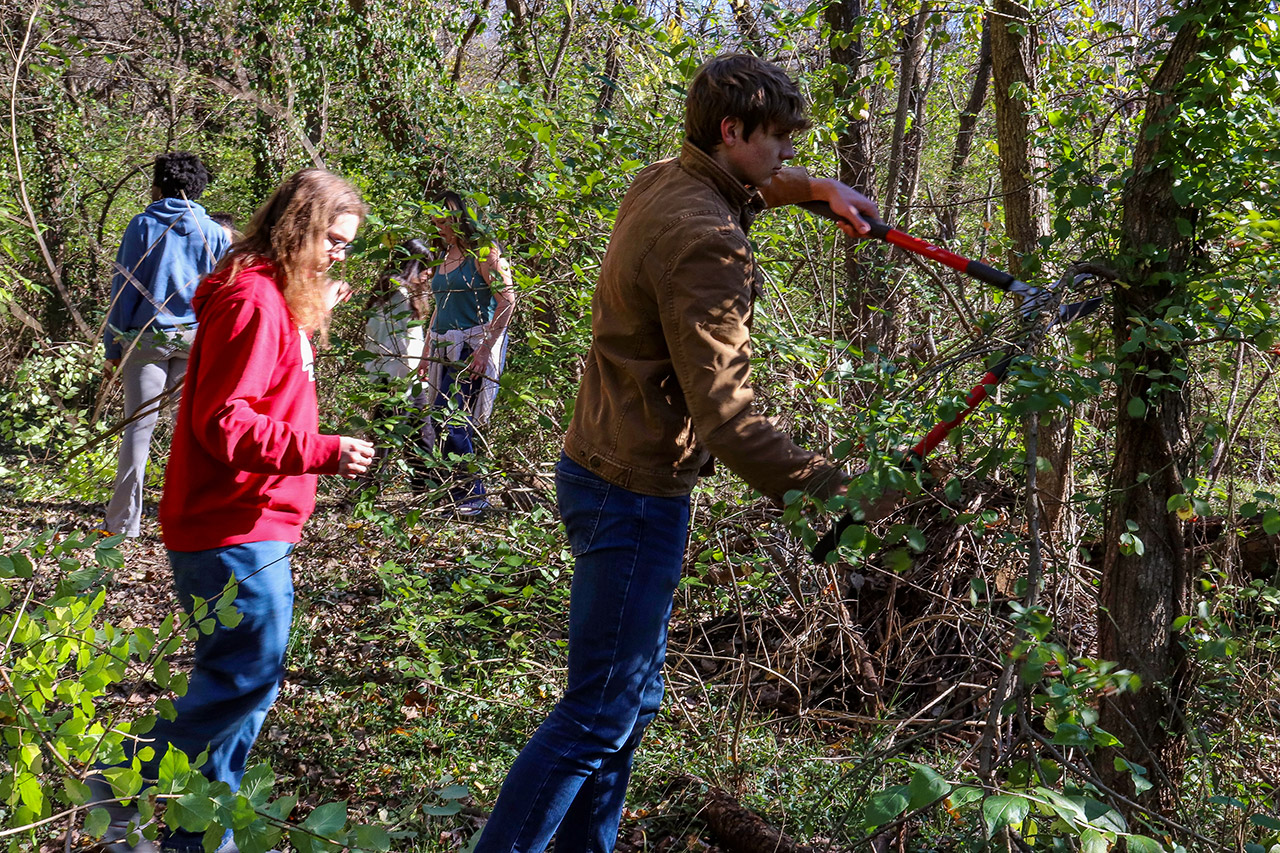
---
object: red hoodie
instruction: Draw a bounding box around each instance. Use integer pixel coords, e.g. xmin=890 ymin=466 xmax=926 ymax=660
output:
xmin=159 ymin=260 xmax=343 ymax=551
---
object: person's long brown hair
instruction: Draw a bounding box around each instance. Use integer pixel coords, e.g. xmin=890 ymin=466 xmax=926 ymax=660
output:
xmin=430 ymin=190 xmax=492 ymax=259
xmin=215 ymin=168 xmax=367 ymax=343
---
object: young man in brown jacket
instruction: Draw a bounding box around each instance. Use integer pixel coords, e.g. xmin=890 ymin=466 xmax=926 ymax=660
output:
xmin=475 ymin=54 xmax=879 ymax=852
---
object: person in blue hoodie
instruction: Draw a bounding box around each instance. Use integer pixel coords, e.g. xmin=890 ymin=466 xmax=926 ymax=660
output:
xmin=104 ymin=152 xmax=231 ymax=537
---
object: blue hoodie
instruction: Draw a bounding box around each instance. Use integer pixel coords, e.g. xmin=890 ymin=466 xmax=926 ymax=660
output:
xmin=104 ymin=197 xmax=232 ymax=360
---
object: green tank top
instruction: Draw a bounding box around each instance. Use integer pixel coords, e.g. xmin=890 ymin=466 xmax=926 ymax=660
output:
xmin=431 ymin=256 xmax=495 ymax=334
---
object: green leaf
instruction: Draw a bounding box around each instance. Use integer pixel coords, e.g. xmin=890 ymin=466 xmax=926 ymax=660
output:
xmin=436 ymin=783 xmax=469 ymax=800
xmin=906 ymin=764 xmax=950 ymax=810
xmin=863 ymin=786 xmax=909 ymax=828
xmin=65 ymin=776 xmax=92 ymax=805
xmin=1127 ymin=397 xmax=1147 ymax=418
xmin=982 ymin=794 xmax=1030 ymax=838
xmin=239 ymin=763 xmax=275 ymax=807
xmin=1125 ymin=835 xmax=1168 ymax=852
xmin=302 ymin=801 xmax=348 ymax=838
xmin=84 ymin=806 xmax=111 ymax=839
xmin=947 ymin=786 xmax=983 ymax=809
xmin=347 ymin=823 xmax=392 ymax=851
xmin=1080 ymin=828 xmax=1111 ymax=853
xmin=1250 ymin=814 xmax=1280 ymax=831
xmin=1262 ymin=509 xmax=1280 ymax=536
xmin=423 ymin=801 xmax=464 ymax=816
xmin=170 ymin=792 xmax=217 ymax=831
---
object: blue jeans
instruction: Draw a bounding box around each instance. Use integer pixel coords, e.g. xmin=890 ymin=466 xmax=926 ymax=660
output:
xmin=431 ymin=338 xmax=507 ymax=503
xmin=127 ymin=541 xmax=294 ymax=849
xmin=474 ymin=454 xmax=691 ymax=853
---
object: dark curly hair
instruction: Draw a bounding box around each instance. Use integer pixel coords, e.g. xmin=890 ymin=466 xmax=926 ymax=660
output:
xmin=153 ymin=152 xmax=211 ymax=200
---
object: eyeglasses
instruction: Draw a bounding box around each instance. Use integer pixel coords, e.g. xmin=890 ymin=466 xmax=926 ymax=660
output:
xmin=325 ymin=234 xmax=354 ymax=255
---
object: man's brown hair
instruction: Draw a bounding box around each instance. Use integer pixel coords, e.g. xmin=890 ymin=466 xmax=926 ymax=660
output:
xmin=685 ymin=54 xmax=812 ymax=153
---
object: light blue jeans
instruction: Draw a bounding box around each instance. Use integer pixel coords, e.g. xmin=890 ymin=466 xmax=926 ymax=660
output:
xmin=474 ymin=454 xmax=691 ymax=853
xmin=125 ymin=540 xmax=294 ymax=850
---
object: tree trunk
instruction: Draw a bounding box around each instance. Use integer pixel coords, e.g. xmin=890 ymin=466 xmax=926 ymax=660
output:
xmin=542 ymin=0 xmax=575 ymax=103
xmin=990 ymin=0 xmax=1076 ymax=540
xmin=881 ymin=1 xmax=930 ymax=228
xmin=938 ymin=18 xmax=991 ymax=243
xmin=591 ymin=31 xmax=621 ymax=138
xmin=989 ymin=0 xmax=1048 ymax=280
xmin=451 ymin=1 xmax=491 ymax=84
xmin=729 ymin=0 xmax=763 ymax=54
xmin=826 ymin=0 xmax=893 ymax=358
xmin=248 ymin=24 xmax=289 ymax=198
xmin=1097 ymin=11 xmax=1205 ymax=817
xmin=29 ymin=99 xmax=75 ymax=341
xmin=504 ymin=0 xmax=535 ymax=85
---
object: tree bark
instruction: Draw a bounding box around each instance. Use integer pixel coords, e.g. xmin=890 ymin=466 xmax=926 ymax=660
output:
xmin=881 ymin=1 xmax=930 ymax=228
xmin=990 ymin=0 xmax=1077 ymax=541
xmin=989 ymin=0 xmax=1048 ymax=279
xmin=729 ymin=0 xmax=763 ymax=54
xmin=1097 ymin=10 xmax=1205 ymax=817
xmin=591 ymin=31 xmax=621 ymax=138
xmin=504 ymin=0 xmax=535 ymax=85
xmin=542 ymin=0 xmax=575 ymax=103
xmin=938 ymin=18 xmax=991 ymax=243
xmin=703 ymin=784 xmax=817 ymax=853
xmin=451 ymin=1 xmax=491 ymax=84
xmin=826 ymin=0 xmax=893 ymax=358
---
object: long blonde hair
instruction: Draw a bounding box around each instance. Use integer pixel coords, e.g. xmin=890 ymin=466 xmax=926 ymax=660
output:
xmin=215 ymin=168 xmax=367 ymax=343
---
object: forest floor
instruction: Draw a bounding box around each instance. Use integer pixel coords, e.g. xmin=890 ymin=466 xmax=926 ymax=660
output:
xmin=10 ymin=468 xmax=1280 ymax=852
xmin=10 ymin=481 xmax=901 ymax=853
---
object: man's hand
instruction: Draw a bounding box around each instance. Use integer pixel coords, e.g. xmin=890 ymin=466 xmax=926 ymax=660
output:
xmin=811 ymin=177 xmax=879 ymax=238
xmin=337 ymin=436 xmax=375 ymax=478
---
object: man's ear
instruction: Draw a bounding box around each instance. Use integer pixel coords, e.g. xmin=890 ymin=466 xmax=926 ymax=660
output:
xmin=719 ymin=116 xmax=745 ymax=148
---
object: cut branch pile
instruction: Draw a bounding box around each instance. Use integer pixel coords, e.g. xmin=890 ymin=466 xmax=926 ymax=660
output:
xmin=671 ymin=475 xmax=1099 ymax=725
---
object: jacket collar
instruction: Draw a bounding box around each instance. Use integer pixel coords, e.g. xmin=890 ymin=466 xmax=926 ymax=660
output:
xmin=679 ymin=140 xmax=764 ymax=229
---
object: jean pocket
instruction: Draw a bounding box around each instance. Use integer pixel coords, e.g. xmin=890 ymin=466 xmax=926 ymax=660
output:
xmin=556 ymin=466 xmax=611 ymax=557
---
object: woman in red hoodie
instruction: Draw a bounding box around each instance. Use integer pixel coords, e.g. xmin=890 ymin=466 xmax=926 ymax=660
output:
xmin=92 ymin=168 xmax=375 ymax=853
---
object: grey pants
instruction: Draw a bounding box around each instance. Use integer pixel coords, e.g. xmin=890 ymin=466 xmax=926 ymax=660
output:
xmin=104 ymin=342 xmax=189 ymax=537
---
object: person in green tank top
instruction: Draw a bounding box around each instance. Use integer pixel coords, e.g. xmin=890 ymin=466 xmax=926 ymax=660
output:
xmin=418 ymin=190 xmax=516 ymax=516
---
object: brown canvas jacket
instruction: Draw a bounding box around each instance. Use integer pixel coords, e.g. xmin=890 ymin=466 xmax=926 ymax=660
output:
xmin=563 ymin=142 xmax=846 ymax=502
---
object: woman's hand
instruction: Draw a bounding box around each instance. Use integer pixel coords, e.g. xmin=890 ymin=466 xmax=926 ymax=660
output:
xmin=468 ymin=342 xmax=492 ymax=378
xmin=337 ymin=436 xmax=375 ymax=478
xmin=325 ymin=279 xmax=354 ymax=311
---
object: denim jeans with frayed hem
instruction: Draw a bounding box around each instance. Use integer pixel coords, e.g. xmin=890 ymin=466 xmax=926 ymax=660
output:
xmin=122 ymin=541 xmax=294 ymax=851
xmin=474 ymin=454 xmax=690 ymax=853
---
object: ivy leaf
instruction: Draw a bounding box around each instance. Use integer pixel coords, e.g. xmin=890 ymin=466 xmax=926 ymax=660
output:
xmin=863 ymin=786 xmax=909 ymax=828
xmin=982 ymin=794 xmax=1030 ymax=838
xmin=299 ymin=800 xmax=348 ymax=850
xmin=346 ymin=823 xmax=392 ymax=851
xmin=906 ymin=764 xmax=950 ymax=811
